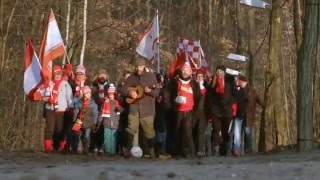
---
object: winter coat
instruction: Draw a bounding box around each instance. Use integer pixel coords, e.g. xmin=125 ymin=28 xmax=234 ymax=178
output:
xmin=119 ymin=69 xmax=159 ymax=117
xmin=100 ymin=99 xmax=122 ymax=129
xmin=73 ymin=99 xmax=99 ymax=129
xmin=42 ymin=80 xmax=73 ymax=111
xmin=244 ymin=85 xmax=264 ymax=127
xmin=164 ymin=77 xmax=202 ymax=114
xmin=92 ymin=80 xmax=109 ymax=110
xmin=206 ymin=75 xmax=236 ymax=118
xmin=233 ymin=87 xmax=248 ymax=119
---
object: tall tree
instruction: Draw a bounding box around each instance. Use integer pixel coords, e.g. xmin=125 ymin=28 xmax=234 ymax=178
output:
xmin=80 ymin=0 xmax=87 ymax=65
xmin=297 ymin=0 xmax=319 ymax=152
xmin=258 ymin=0 xmax=287 ymax=152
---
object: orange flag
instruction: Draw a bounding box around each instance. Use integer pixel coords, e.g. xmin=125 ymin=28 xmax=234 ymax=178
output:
xmin=39 ymin=9 xmax=65 ymax=85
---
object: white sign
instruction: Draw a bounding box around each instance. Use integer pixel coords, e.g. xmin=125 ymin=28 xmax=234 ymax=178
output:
xmin=227 ymin=53 xmax=248 ymax=62
xmin=226 ymin=68 xmax=241 ymax=76
xmin=240 ymin=0 xmax=270 ymax=9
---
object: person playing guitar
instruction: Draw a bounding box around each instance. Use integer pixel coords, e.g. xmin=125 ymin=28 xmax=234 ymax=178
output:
xmin=120 ymin=57 xmax=160 ymax=159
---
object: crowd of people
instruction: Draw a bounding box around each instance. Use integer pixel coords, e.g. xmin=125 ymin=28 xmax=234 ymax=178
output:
xmin=39 ymin=57 xmax=263 ymax=159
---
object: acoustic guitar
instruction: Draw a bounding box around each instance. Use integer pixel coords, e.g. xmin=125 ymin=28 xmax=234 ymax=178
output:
xmin=126 ymin=84 xmax=162 ymax=104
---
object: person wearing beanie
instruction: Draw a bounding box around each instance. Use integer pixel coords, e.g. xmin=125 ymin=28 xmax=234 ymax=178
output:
xmin=40 ymin=65 xmax=73 ymax=153
xmin=206 ymin=65 xmax=236 ymax=156
xmin=69 ymin=65 xmax=90 ymax=103
xmin=101 ymin=84 xmax=122 ymax=155
xmin=120 ymin=57 xmax=159 ymax=159
xmin=90 ymin=67 xmax=109 ymax=155
xmin=193 ymin=68 xmax=208 ymax=157
xmin=238 ymin=76 xmax=264 ymax=154
xmin=71 ymin=85 xmax=99 ymax=155
xmin=231 ymin=76 xmax=248 ymax=156
xmin=164 ymin=62 xmax=202 ymax=158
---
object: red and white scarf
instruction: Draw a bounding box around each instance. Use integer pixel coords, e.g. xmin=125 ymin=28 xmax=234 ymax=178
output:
xmin=101 ymin=99 xmax=120 ymax=118
xmin=74 ymin=80 xmax=85 ymax=97
xmin=49 ymin=79 xmax=63 ymax=108
xmin=78 ymin=99 xmax=90 ymax=121
xmin=97 ymin=81 xmax=108 ymax=104
xmin=198 ymin=81 xmax=206 ymax=95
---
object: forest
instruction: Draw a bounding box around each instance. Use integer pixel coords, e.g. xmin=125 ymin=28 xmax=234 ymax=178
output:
xmin=0 ymin=0 xmax=319 ymax=153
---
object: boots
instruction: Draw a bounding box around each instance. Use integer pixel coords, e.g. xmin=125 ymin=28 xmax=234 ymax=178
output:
xmin=60 ymin=141 xmax=67 ymax=151
xmin=124 ymin=133 xmax=134 ymax=158
xmin=44 ymin=140 xmax=52 ymax=153
xmin=147 ymin=138 xmax=156 ymax=160
xmin=214 ymin=146 xmax=220 ymax=157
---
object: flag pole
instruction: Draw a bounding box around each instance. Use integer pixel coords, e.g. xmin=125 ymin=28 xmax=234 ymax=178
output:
xmin=156 ymin=10 xmax=160 ymax=73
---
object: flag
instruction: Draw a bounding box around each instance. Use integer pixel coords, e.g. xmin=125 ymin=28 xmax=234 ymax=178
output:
xmin=226 ymin=68 xmax=241 ymax=76
xmin=136 ymin=11 xmax=159 ymax=60
xmin=227 ymin=53 xmax=248 ymax=61
xmin=169 ymin=52 xmax=186 ymax=77
xmin=239 ymin=0 xmax=270 ymax=9
xmin=39 ymin=8 xmax=65 ymax=85
xmin=24 ymin=39 xmax=42 ymax=101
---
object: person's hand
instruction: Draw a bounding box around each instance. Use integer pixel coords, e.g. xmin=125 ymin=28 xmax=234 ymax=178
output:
xmin=130 ymin=91 xmax=137 ymax=99
xmin=145 ymin=87 xmax=151 ymax=93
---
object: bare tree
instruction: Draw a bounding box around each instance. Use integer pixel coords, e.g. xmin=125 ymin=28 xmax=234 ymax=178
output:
xmin=80 ymin=0 xmax=87 ymax=66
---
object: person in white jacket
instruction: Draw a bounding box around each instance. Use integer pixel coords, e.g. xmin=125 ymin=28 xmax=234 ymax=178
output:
xmin=41 ymin=65 xmax=73 ymax=153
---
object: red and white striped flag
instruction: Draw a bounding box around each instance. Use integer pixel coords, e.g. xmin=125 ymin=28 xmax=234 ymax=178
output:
xmin=24 ymin=39 xmax=42 ymax=101
xmin=39 ymin=9 xmax=65 ymax=85
xmin=136 ymin=11 xmax=159 ymax=60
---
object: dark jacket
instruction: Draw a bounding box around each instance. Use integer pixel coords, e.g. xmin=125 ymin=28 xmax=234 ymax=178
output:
xmin=244 ymin=85 xmax=264 ymax=127
xmin=120 ymin=69 xmax=159 ymax=117
xmin=155 ymin=87 xmax=167 ymax=132
xmin=233 ymin=87 xmax=248 ymax=119
xmin=164 ymin=77 xmax=202 ymax=113
xmin=102 ymin=100 xmax=122 ymax=130
xmin=73 ymin=99 xmax=99 ymax=129
xmin=206 ymin=75 xmax=236 ymax=118
xmin=92 ymin=80 xmax=109 ymax=110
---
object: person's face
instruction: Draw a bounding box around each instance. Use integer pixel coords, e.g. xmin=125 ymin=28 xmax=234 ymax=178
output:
xmin=181 ymin=68 xmax=192 ymax=78
xmin=108 ymin=94 xmax=115 ymax=100
xmin=196 ymin=74 xmax=204 ymax=82
xmin=216 ymin=69 xmax=225 ymax=77
xmin=239 ymin=80 xmax=248 ymax=88
xmin=98 ymin=73 xmax=107 ymax=82
xmin=53 ymin=72 xmax=62 ymax=80
xmin=235 ymin=78 xmax=240 ymax=86
xmin=84 ymin=92 xmax=91 ymax=100
xmin=76 ymin=73 xmax=86 ymax=81
xmin=136 ymin=65 xmax=145 ymax=75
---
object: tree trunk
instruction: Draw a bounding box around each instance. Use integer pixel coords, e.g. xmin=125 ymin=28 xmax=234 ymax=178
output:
xmin=80 ymin=0 xmax=87 ymax=66
xmin=248 ymin=9 xmax=255 ymax=87
xmin=197 ymin=0 xmax=203 ymax=39
xmin=258 ymin=0 xmax=287 ymax=152
xmin=63 ymin=0 xmax=72 ymax=66
xmin=297 ymin=0 xmax=319 ymax=152
xmin=236 ymin=2 xmax=247 ymax=55
xmin=294 ymin=0 xmax=303 ymax=50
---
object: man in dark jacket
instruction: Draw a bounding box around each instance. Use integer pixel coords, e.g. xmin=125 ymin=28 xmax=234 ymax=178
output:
xmin=165 ymin=62 xmax=201 ymax=158
xmin=231 ymin=76 xmax=248 ymax=156
xmin=238 ymin=76 xmax=264 ymax=154
xmin=120 ymin=57 xmax=160 ymax=159
xmin=206 ymin=65 xmax=236 ymax=156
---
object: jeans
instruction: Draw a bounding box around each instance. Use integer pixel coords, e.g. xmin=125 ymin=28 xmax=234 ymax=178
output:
xmin=104 ymin=128 xmax=118 ymax=154
xmin=232 ymin=117 xmax=243 ymax=151
xmin=244 ymin=126 xmax=253 ymax=153
xmin=71 ymin=128 xmax=91 ymax=153
xmin=156 ymin=132 xmax=167 ymax=154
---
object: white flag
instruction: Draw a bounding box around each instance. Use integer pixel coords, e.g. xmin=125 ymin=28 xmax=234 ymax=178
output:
xmin=24 ymin=39 xmax=42 ymax=96
xmin=227 ymin=53 xmax=248 ymax=62
xmin=136 ymin=12 xmax=159 ymax=60
xmin=226 ymin=68 xmax=241 ymax=76
xmin=240 ymin=0 xmax=270 ymax=9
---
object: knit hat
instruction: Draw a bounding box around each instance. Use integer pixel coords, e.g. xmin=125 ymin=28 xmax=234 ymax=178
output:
xmin=53 ymin=65 xmax=62 ymax=74
xmin=238 ymin=75 xmax=247 ymax=82
xmin=82 ymin=85 xmax=91 ymax=94
xmin=196 ymin=68 xmax=205 ymax=75
xmin=216 ymin=65 xmax=226 ymax=72
xmin=76 ymin=65 xmax=86 ymax=74
xmin=181 ymin=62 xmax=192 ymax=72
xmin=98 ymin=68 xmax=107 ymax=75
xmin=64 ymin=64 xmax=73 ymax=72
xmin=135 ymin=58 xmax=146 ymax=66
xmin=108 ymin=84 xmax=116 ymax=94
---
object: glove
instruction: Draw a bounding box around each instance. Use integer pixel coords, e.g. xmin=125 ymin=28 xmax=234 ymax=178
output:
xmin=72 ymin=119 xmax=83 ymax=132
